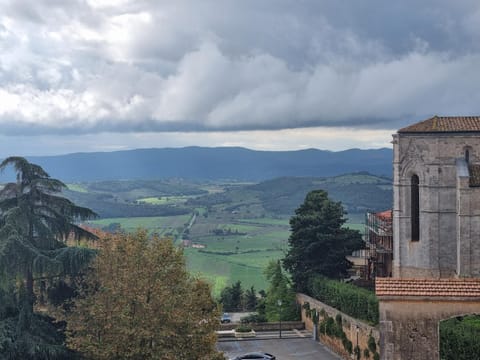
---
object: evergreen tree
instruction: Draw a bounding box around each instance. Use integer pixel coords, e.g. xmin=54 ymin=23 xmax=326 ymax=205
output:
xmin=283 ymin=190 xmax=363 ymax=292
xmin=244 ymin=286 xmax=257 ymax=311
xmin=0 ymin=157 xmax=97 ymax=306
xmin=0 ymin=157 xmax=97 ymax=359
xmin=264 ymin=260 xmax=297 ymax=322
xmin=219 ymin=281 xmax=244 ymax=311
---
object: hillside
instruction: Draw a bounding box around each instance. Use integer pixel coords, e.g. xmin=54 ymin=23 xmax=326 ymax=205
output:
xmin=62 ymin=172 xmax=391 ymax=220
xmin=64 ymin=173 xmax=391 ymax=294
xmin=1 ymin=147 xmax=392 ymax=182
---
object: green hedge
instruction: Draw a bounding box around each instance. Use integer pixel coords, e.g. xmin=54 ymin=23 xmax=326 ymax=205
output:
xmin=308 ymin=276 xmax=379 ymax=324
xmin=440 ymin=315 xmax=480 ymax=360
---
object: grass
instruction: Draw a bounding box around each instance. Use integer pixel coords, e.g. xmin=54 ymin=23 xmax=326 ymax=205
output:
xmin=345 ymin=223 xmax=364 ymax=232
xmin=184 ymin=248 xmax=282 ymax=297
xmin=67 ymin=183 xmax=88 ymax=193
xmin=137 ymin=195 xmax=194 ymax=205
xmin=184 ymin=216 xmax=290 ymax=296
xmin=238 ymin=218 xmax=290 ymax=226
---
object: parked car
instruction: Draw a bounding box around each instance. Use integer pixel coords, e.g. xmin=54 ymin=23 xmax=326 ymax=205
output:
xmin=221 ymin=313 xmax=232 ymax=323
xmin=232 ymin=352 xmax=276 ymax=360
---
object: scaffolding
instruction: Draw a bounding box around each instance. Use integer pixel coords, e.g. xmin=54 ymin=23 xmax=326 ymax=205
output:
xmin=364 ymin=210 xmax=393 ymax=279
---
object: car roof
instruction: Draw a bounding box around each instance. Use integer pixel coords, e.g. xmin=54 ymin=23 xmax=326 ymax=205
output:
xmin=238 ymin=352 xmax=273 ymax=358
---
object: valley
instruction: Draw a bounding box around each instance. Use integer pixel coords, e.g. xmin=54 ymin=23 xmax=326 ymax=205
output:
xmin=65 ymin=172 xmax=393 ymax=296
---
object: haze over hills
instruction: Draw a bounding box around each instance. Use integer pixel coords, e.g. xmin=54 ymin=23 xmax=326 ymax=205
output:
xmin=1 ymin=147 xmax=392 ymax=182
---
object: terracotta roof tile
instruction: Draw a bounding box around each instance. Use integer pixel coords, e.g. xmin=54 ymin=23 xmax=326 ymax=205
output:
xmin=376 ymin=278 xmax=480 ymax=298
xmin=375 ymin=210 xmax=392 ymax=220
xmin=398 ymin=116 xmax=480 ymax=133
xmin=469 ymin=164 xmax=480 ymax=187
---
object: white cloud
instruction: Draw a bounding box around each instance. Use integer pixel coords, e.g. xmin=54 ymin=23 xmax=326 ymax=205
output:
xmin=0 ymin=0 xmax=480 ymax=143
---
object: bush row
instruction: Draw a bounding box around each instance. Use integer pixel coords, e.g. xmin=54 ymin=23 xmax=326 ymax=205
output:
xmin=308 ymin=276 xmax=379 ymax=324
xmin=440 ymin=315 xmax=480 ymax=360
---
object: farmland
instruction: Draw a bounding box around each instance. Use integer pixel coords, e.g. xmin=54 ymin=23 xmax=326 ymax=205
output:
xmin=66 ymin=173 xmax=392 ymax=296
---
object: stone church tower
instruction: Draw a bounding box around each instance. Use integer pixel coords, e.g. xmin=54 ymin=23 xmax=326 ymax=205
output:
xmin=392 ymin=115 xmax=480 ymax=278
xmin=377 ymin=116 xmax=480 ymax=360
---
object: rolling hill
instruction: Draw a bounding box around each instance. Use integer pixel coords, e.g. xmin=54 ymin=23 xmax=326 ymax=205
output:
xmin=1 ymin=147 xmax=392 ymax=182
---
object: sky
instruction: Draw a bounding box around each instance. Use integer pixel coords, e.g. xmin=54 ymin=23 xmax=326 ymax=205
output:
xmin=1 ymin=0 xmax=480 ymax=156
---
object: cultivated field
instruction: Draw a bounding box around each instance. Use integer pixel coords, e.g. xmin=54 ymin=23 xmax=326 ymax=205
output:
xmin=68 ymin=175 xmax=389 ymax=297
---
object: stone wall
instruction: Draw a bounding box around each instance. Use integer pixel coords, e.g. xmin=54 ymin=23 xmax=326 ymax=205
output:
xmin=218 ymin=321 xmax=304 ymax=332
xmin=379 ymin=297 xmax=480 ymax=360
xmin=392 ymin=133 xmax=480 ymax=278
xmin=297 ymin=293 xmax=380 ymax=360
xmin=456 ymin=159 xmax=480 ymax=277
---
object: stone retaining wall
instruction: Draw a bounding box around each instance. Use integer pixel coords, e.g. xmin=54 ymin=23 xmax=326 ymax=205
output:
xmin=218 ymin=321 xmax=304 ymax=332
xmin=297 ymin=293 xmax=380 ymax=360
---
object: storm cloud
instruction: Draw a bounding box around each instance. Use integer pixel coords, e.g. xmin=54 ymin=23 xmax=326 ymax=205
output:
xmin=1 ymin=0 xmax=480 ymax=135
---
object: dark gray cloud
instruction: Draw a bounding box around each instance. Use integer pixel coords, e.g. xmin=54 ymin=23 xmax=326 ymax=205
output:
xmin=1 ymin=0 xmax=480 ymax=136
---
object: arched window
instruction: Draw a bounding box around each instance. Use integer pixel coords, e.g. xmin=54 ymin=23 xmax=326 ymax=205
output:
xmin=465 ymin=149 xmax=470 ymax=163
xmin=411 ymin=175 xmax=419 ymax=241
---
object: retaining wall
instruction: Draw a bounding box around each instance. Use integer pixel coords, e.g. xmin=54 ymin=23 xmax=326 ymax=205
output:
xmin=297 ymin=293 xmax=380 ymax=360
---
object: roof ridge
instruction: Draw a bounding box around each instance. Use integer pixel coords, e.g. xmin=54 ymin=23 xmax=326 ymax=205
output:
xmin=399 ymin=116 xmax=480 ymax=133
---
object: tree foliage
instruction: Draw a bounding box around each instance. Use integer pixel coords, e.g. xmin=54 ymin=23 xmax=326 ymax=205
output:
xmin=219 ymin=281 xmax=244 ymax=312
xmin=283 ymin=190 xmax=363 ymax=291
xmin=263 ymin=260 xmax=298 ymax=322
xmin=67 ymin=230 xmax=224 ymax=360
xmin=309 ymin=276 xmax=379 ymax=324
xmin=0 ymin=157 xmax=98 ymax=359
xmin=440 ymin=315 xmax=480 ymax=360
xmin=0 ymin=157 xmax=98 ymax=306
xmin=219 ymin=282 xmax=258 ymax=312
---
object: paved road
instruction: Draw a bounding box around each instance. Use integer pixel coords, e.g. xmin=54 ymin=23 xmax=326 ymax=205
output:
xmin=217 ymin=336 xmax=342 ymax=360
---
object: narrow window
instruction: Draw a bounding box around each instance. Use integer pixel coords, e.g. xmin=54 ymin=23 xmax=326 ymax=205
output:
xmin=411 ymin=175 xmax=419 ymax=241
xmin=465 ymin=149 xmax=470 ymax=163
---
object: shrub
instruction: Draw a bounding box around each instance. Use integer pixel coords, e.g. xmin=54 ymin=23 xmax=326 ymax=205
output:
xmin=364 ymin=348 xmax=370 ymax=358
xmin=354 ymin=345 xmax=361 ymax=359
xmin=440 ymin=315 xmax=480 ymax=360
xmin=373 ymin=352 xmax=380 ymax=360
xmin=342 ymin=338 xmax=353 ymax=354
xmin=309 ymin=276 xmax=379 ymax=324
xmin=368 ymin=334 xmax=377 ymax=353
xmin=240 ymin=314 xmax=267 ymax=324
xmin=235 ymin=325 xmax=253 ymax=333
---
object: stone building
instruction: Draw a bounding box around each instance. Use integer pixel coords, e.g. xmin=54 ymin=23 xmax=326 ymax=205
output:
xmin=376 ymin=116 xmax=480 ymax=360
xmin=392 ymin=115 xmax=480 ymax=278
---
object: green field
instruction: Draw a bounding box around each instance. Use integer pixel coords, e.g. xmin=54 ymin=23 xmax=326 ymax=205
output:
xmin=137 ymin=195 xmax=194 ymax=205
xmin=62 ymin=176 xmax=388 ymax=298
xmin=184 ymin=248 xmax=284 ymax=297
xmin=90 ymin=215 xmax=191 ymax=237
xmin=345 ymin=222 xmax=365 ymax=232
xmin=90 ymin=213 xmax=290 ymax=297
xmin=67 ymin=183 xmax=88 ymax=193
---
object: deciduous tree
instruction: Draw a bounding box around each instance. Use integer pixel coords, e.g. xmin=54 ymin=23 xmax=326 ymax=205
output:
xmin=67 ymin=230 xmax=224 ymax=360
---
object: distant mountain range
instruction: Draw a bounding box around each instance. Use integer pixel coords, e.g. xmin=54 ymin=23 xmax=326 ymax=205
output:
xmin=1 ymin=147 xmax=393 ymax=182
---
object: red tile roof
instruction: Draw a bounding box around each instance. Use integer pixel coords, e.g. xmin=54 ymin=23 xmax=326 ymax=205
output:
xmin=398 ymin=116 xmax=480 ymax=133
xmin=376 ymin=278 xmax=480 ymax=297
xmin=375 ymin=210 xmax=392 ymax=221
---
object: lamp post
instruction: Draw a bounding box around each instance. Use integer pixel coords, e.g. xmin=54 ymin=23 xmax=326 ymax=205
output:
xmin=277 ymin=299 xmax=282 ymax=339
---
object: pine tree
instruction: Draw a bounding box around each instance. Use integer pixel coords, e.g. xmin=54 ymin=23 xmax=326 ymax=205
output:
xmin=0 ymin=157 xmax=97 ymax=359
xmin=283 ymin=190 xmax=363 ymax=292
xmin=264 ymin=260 xmax=297 ymax=322
xmin=0 ymin=157 xmax=97 ymax=307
